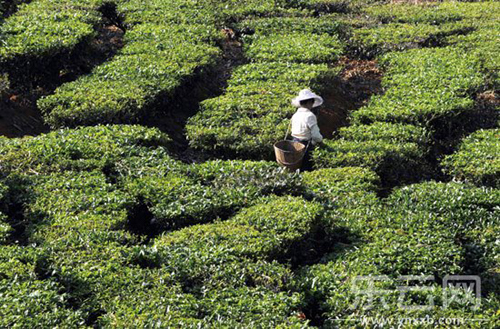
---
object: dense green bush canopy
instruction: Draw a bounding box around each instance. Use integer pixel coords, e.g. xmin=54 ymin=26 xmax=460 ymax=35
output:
xmin=0 ymin=0 xmax=105 ymax=62
xmin=0 ymin=0 xmax=498 ymax=327
xmin=443 ymin=129 xmax=500 ymax=188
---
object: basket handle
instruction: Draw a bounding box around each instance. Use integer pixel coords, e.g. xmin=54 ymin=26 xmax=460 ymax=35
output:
xmin=284 ymin=120 xmax=292 ymax=141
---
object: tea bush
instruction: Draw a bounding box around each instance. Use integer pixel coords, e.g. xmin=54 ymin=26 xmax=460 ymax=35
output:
xmin=293 ymin=181 xmax=500 ymax=325
xmin=38 ymin=0 xmax=223 ymax=128
xmin=237 ymin=15 xmax=345 ymax=37
xmin=12 ymin=170 xmax=150 ymax=318
xmin=122 ymin=174 xmax=248 ymax=230
xmin=301 ymin=166 xmax=379 ymax=207
xmin=118 ymin=196 xmax=322 ymax=325
xmin=301 ymin=166 xmax=382 ymax=241
xmin=187 ymin=62 xmax=339 ymax=158
xmin=435 ymin=2 xmax=499 ymax=77
xmin=245 ymin=33 xmax=344 ymax=63
xmin=445 ymin=24 xmax=499 ymax=79
xmin=20 ymin=171 xmax=136 ymax=245
xmin=120 ymin=0 xmax=219 ymax=26
xmin=312 ymin=122 xmax=431 ymax=185
xmin=384 ymin=182 xmax=500 ymax=295
xmin=38 ymin=0 xmax=345 ymax=129
xmin=352 ymin=21 xmax=471 ymax=55
xmin=294 ymin=0 xmax=353 ymax=14
xmin=0 ymin=124 xmax=317 ymax=324
xmin=0 ymin=0 xmax=104 ymax=62
xmin=186 ymin=1 xmax=345 ymax=158
xmin=442 ymin=129 xmax=500 ymax=188
xmin=364 ymin=3 xmax=464 ymax=24
xmin=193 ymin=287 xmax=306 ymax=327
xmin=98 ymin=279 xmax=307 ymax=327
xmin=217 ymin=0 xmax=313 ymax=21
xmin=0 ymin=182 xmax=11 ymax=243
xmin=351 ymin=1 xmax=500 ymax=58
xmin=0 ymin=245 xmax=87 ymax=327
xmin=119 ymin=158 xmax=302 ymax=230
xmin=1 ymin=0 xmax=498 ymax=326
xmin=38 ymin=25 xmax=221 ymax=127
xmin=134 ymin=196 xmax=322 ymax=297
xmin=351 ymin=47 xmax=484 ymax=129
xmin=0 ymin=125 xmax=172 ymax=175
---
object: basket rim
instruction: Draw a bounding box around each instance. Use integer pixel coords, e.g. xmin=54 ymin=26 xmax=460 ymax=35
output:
xmin=274 ymin=140 xmax=306 ymax=151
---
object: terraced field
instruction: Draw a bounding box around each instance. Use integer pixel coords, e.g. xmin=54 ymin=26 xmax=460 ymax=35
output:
xmin=0 ymin=0 xmax=498 ymax=327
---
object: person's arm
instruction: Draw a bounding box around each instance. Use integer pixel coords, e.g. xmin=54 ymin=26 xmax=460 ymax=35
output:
xmin=307 ymin=114 xmax=323 ymax=145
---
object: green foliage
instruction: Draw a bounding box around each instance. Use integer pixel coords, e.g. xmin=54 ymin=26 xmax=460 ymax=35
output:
xmin=293 ymin=182 xmax=499 ymax=324
xmin=97 ymin=274 xmax=307 ymax=327
xmin=302 ymin=166 xmax=379 ymax=203
xmin=351 ymin=2 xmax=500 ymax=58
xmin=0 ymin=73 xmax=9 ymax=97
xmin=442 ymin=129 xmax=500 ymax=188
xmin=194 ymin=287 xmax=306 ymax=327
xmin=186 ymin=1 xmax=345 ymax=158
xmin=36 ymin=0 xmax=348 ymax=129
xmin=301 ymin=166 xmax=382 ymax=241
xmin=230 ymin=196 xmax=322 ymax=248
xmin=364 ymin=3 xmax=465 ymax=24
xmin=312 ymin=122 xmax=430 ymax=185
xmin=352 ymin=21 xmax=471 ymax=55
xmin=93 ymin=270 xmax=200 ymax=327
xmin=20 ymin=171 xmax=136 ymax=245
xmin=114 ymin=196 xmax=322 ymax=325
xmin=237 ymin=15 xmax=345 ymax=37
xmin=0 ymin=122 xmax=315 ymax=325
xmin=1 ymin=0 xmax=498 ymax=325
xmin=293 ymin=0 xmax=353 ymax=14
xmin=143 ymin=196 xmax=322 ymax=287
xmin=38 ymin=24 xmax=221 ymax=127
xmin=187 ymin=62 xmax=339 ymax=158
xmin=119 ymin=0 xmax=220 ymax=26
xmin=439 ymin=2 xmax=500 ymax=84
xmin=337 ymin=121 xmax=431 ymax=145
xmin=38 ymin=0 xmax=223 ymax=128
xmin=0 ymin=181 xmax=11 ymax=243
xmin=148 ymin=195 xmax=322 ymax=263
xmin=187 ymin=159 xmax=302 ymax=196
xmin=119 ymin=159 xmax=302 ymax=230
xmin=351 ymin=47 xmax=484 ymax=128
xmin=0 ymin=0 xmax=103 ymax=62
xmin=385 ymin=182 xmax=500 ymax=294
xmin=245 ymin=32 xmax=344 ymax=63
xmin=0 ymin=246 xmax=87 ymax=327
xmin=216 ymin=0 xmax=313 ymax=21
xmin=0 ymin=125 xmax=171 ymax=175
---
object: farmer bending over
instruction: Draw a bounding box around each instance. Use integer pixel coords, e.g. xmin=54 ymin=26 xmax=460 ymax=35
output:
xmin=290 ymin=89 xmax=324 ymax=170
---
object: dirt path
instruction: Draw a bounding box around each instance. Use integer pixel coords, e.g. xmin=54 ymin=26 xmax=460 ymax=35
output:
xmin=318 ymin=57 xmax=383 ymax=138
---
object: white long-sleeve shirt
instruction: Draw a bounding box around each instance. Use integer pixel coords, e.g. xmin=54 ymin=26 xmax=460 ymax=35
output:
xmin=290 ymin=107 xmax=323 ymax=145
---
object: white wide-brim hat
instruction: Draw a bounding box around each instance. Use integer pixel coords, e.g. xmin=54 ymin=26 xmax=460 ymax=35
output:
xmin=291 ymin=89 xmax=324 ymax=108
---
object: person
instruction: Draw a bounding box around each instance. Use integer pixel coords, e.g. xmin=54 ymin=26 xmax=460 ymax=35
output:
xmin=290 ymin=89 xmax=324 ymax=170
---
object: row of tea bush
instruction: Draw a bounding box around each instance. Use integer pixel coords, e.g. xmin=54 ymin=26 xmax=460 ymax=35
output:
xmin=186 ymin=3 xmax=348 ymax=158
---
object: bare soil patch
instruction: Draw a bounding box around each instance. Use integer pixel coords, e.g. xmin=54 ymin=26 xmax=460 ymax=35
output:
xmin=318 ymin=57 xmax=383 ymax=138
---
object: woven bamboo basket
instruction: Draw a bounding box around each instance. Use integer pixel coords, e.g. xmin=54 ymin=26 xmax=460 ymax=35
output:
xmin=273 ymin=140 xmax=306 ymax=171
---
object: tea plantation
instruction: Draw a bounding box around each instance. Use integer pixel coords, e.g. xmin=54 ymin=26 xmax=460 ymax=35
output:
xmin=0 ymin=0 xmax=498 ymax=327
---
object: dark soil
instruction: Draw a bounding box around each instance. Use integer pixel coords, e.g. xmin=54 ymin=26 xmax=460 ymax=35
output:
xmin=317 ymin=57 xmax=383 ymax=138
